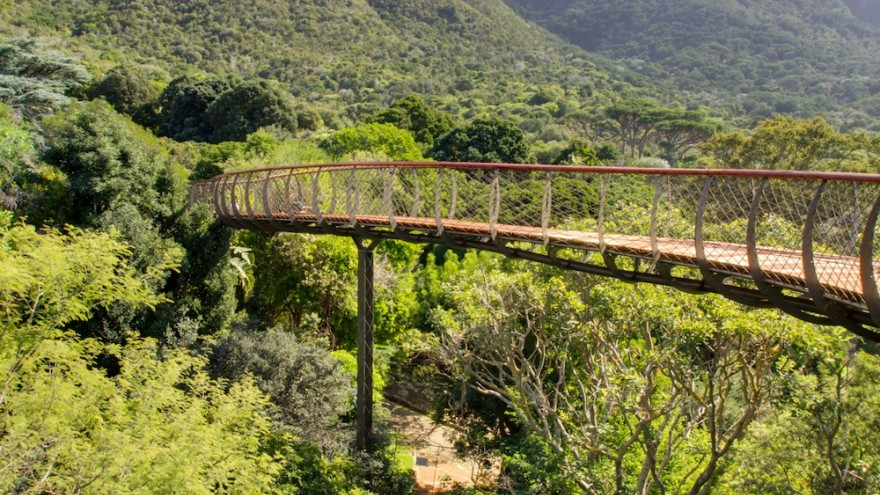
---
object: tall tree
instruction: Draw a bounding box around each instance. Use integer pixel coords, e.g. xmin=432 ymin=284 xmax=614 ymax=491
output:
xmin=605 ymin=98 xmax=663 ymax=159
xmin=42 ymin=101 xmax=176 ymax=227
xmin=655 ymin=112 xmax=725 ymax=163
xmin=430 ymin=117 xmax=531 ymax=163
xmin=605 ymin=100 xmax=723 ymax=162
xmin=41 ymin=101 xmax=236 ymax=345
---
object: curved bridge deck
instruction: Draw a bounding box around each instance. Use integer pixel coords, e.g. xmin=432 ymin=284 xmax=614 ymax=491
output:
xmin=191 ymin=162 xmax=880 ymax=341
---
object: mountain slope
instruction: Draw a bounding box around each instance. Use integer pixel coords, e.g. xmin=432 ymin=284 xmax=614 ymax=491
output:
xmin=504 ymin=0 xmax=880 ymax=129
xmin=0 ymin=0 xmax=674 ymax=125
xmin=6 ymin=0 xmax=541 ymax=83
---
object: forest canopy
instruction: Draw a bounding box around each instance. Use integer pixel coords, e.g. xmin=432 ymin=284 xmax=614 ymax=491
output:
xmin=1 ymin=0 xmax=880 ymax=492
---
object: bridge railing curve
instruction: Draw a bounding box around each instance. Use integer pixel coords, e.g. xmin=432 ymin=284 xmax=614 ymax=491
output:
xmin=190 ymin=162 xmax=880 ymax=340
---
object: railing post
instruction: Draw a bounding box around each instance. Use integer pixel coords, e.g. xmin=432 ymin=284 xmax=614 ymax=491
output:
xmin=860 ymin=194 xmax=880 ymax=327
xmin=354 ymin=237 xmax=377 ymax=453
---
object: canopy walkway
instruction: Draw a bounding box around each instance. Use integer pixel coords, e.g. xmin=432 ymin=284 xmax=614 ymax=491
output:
xmin=191 ymin=161 xmax=880 ymax=451
xmin=191 ymin=161 xmax=880 ymax=340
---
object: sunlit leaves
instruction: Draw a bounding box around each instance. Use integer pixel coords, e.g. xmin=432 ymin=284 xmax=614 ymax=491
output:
xmin=0 ymin=223 xmax=160 ymax=343
xmin=0 ymin=222 xmax=281 ymax=495
xmin=699 ymin=115 xmax=880 ymax=172
xmin=0 ymin=38 xmax=91 ymax=119
xmin=322 ymin=122 xmax=423 ymax=162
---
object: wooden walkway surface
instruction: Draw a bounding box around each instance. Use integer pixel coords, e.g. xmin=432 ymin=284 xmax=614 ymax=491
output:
xmin=240 ymin=212 xmax=870 ymax=304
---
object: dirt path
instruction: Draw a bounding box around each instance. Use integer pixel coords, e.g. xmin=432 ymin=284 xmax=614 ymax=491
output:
xmin=387 ymin=402 xmax=495 ymax=494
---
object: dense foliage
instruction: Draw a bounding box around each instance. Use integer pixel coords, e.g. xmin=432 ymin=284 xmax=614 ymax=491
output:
xmin=506 ymin=0 xmax=880 ymax=129
xmin=430 ymin=117 xmax=531 ymax=163
xmin=699 ymin=115 xmax=880 ymax=172
xmin=0 ymin=0 xmax=653 ymax=121
xmin=87 ymin=65 xmax=158 ymax=123
xmin=0 ymin=221 xmax=280 ymax=494
xmin=322 ymin=122 xmax=424 ymax=162
xmin=0 ymin=38 xmax=91 ymax=120
xmin=371 ymin=94 xmax=455 ymax=147
xmin=211 ymin=329 xmax=355 ymax=451
xmin=1 ymin=1 xmax=880 ymax=492
xmin=419 ymin=251 xmax=880 ymax=494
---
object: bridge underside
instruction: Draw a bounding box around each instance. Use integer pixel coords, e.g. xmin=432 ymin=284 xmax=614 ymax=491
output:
xmin=223 ymin=212 xmax=880 ymax=342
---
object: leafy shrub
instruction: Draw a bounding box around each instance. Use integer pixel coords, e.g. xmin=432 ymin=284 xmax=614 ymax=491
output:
xmin=211 ymin=329 xmax=355 ymax=451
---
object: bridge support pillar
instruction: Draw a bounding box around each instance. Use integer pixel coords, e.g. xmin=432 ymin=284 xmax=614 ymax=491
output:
xmin=354 ymin=238 xmax=377 ymax=452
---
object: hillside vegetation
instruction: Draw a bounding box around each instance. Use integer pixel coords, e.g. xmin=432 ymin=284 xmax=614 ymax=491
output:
xmin=0 ymin=0 xmax=667 ymax=125
xmin=7 ymin=0 xmax=880 ymax=130
xmin=505 ymin=0 xmax=880 ymax=129
xmin=3 ymin=1 xmax=880 ymax=493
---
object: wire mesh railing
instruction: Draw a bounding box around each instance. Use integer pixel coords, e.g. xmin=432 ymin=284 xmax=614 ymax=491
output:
xmin=190 ymin=162 xmax=880 ymax=340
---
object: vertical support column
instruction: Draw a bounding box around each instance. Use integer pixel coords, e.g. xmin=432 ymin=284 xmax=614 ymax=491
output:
xmin=354 ymin=237 xmax=377 ymax=452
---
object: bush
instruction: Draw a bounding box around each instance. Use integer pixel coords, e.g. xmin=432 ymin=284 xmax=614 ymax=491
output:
xmin=211 ymin=329 xmax=355 ymax=452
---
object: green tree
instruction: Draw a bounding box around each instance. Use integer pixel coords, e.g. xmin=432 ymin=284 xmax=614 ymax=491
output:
xmin=655 ymin=112 xmax=725 ymax=163
xmin=798 ymin=348 xmax=880 ymax=494
xmin=87 ymin=64 xmax=158 ymax=125
xmin=157 ymin=75 xmax=236 ymax=142
xmin=207 ymin=79 xmax=298 ymax=143
xmin=245 ymin=232 xmax=358 ymax=346
xmin=0 ymin=104 xmax=36 ymax=211
xmin=430 ymin=117 xmax=530 ymax=163
xmin=40 ymin=101 xmax=243 ymax=346
xmin=211 ymin=329 xmax=355 ymax=452
xmin=605 ymin=98 xmax=662 ymax=159
xmin=0 ymin=220 xmax=283 ymax=494
xmin=566 ymin=108 xmax=616 ymax=144
xmin=551 ymin=139 xmax=598 ymax=165
xmin=699 ymin=115 xmax=880 ymax=172
xmin=605 ymin=100 xmax=723 ymax=162
xmin=156 ymin=201 xmax=238 ymax=344
xmin=41 ymin=101 xmax=184 ymax=268
xmin=528 ymin=86 xmax=563 ymax=106
xmin=715 ymin=338 xmax=880 ymax=494
xmin=0 ymin=38 xmax=91 ymax=119
xmin=322 ymin=122 xmax=423 ymax=161
xmin=371 ymin=94 xmax=454 ymax=147
xmin=295 ymin=103 xmax=324 ymax=131
xmin=434 ymin=254 xmax=812 ymax=494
